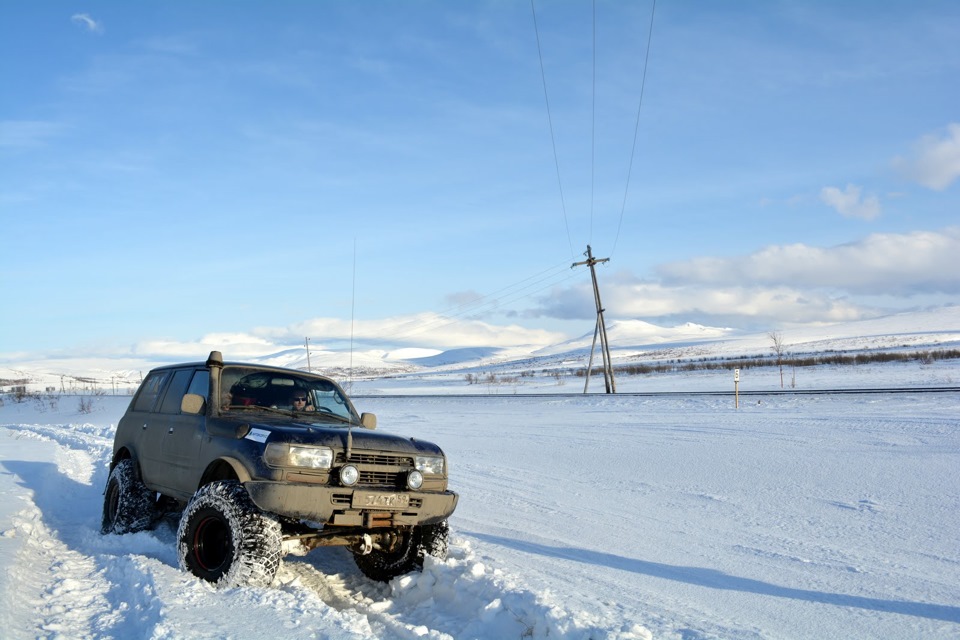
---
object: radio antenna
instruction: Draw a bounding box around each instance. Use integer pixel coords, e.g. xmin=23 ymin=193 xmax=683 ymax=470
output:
xmin=348 ymin=238 xmax=357 ymax=392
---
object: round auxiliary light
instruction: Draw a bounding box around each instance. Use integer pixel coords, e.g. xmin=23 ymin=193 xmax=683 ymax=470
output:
xmin=407 ymin=470 xmax=424 ymax=490
xmin=339 ymin=465 xmax=359 ymax=487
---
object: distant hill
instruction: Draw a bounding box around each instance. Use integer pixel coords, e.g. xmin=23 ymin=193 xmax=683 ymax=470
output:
xmin=2 ymin=305 xmax=958 ymax=394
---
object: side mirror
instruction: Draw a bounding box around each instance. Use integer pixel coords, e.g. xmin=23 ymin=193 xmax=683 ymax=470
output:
xmin=181 ymin=393 xmax=206 ymax=415
xmin=360 ymin=412 xmax=377 ymax=430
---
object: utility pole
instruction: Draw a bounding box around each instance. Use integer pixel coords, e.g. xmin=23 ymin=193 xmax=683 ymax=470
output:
xmin=572 ymin=245 xmax=616 ymax=394
xmin=305 ymin=337 xmax=312 ymax=372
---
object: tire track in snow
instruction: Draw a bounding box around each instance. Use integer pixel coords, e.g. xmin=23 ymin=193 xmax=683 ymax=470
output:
xmin=1 ymin=422 xmax=170 ymax=639
xmin=278 ymin=538 xmax=652 ymax=639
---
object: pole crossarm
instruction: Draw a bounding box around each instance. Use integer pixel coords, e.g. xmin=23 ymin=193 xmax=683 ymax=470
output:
xmin=571 ymin=255 xmax=610 ymax=269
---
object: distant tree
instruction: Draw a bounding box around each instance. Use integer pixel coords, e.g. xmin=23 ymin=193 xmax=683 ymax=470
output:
xmin=769 ymin=331 xmax=785 ymax=388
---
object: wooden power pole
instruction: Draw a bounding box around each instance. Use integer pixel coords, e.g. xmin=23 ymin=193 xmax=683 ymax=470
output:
xmin=572 ymin=245 xmax=616 ymax=394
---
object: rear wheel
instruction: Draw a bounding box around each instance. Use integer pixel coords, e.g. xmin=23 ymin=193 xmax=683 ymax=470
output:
xmin=177 ymin=481 xmax=282 ymax=587
xmin=353 ymin=520 xmax=449 ymax=582
xmin=101 ymin=459 xmax=156 ymax=534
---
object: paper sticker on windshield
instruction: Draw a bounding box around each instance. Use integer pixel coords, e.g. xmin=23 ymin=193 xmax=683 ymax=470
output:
xmin=245 ymin=428 xmax=270 ymax=443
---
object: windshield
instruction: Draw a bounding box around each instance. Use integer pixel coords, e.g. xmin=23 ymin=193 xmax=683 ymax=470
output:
xmin=220 ymin=366 xmax=358 ymax=424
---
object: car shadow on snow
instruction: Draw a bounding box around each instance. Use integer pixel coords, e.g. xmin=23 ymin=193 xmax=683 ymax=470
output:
xmin=1 ymin=458 xmax=178 ymax=555
xmin=466 ymin=531 xmax=960 ymax=624
xmin=2 ymin=459 xmax=107 ymax=532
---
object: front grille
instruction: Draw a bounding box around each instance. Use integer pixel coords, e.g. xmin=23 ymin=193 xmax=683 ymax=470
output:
xmin=360 ymin=470 xmax=402 ymax=487
xmin=336 ymin=452 xmax=413 ymax=467
xmin=333 ymin=450 xmax=417 ymax=488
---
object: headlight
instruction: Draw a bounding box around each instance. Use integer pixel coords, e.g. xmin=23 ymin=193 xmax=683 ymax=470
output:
xmin=415 ymin=455 xmax=445 ymax=475
xmin=339 ymin=465 xmax=359 ymax=486
xmin=264 ymin=443 xmax=334 ymax=469
xmin=407 ymin=470 xmax=424 ymax=490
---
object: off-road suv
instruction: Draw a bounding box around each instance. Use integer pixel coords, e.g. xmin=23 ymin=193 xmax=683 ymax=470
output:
xmin=102 ymin=351 xmax=458 ymax=587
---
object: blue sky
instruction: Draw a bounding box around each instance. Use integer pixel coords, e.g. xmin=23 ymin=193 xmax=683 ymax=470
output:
xmin=2 ymin=0 xmax=959 ymax=362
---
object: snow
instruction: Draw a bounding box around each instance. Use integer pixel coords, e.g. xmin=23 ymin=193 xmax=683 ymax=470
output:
xmin=1 ymin=313 xmax=959 ymax=638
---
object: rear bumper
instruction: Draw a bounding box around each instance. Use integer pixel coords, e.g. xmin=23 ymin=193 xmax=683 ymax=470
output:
xmin=244 ymin=481 xmax=458 ymax=527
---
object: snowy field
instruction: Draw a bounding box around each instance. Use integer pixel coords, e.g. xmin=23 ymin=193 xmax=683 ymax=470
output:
xmin=1 ymin=361 xmax=958 ymax=639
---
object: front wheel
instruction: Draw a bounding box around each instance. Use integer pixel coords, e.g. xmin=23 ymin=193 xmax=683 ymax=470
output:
xmin=353 ymin=520 xmax=449 ymax=582
xmin=177 ymin=481 xmax=282 ymax=587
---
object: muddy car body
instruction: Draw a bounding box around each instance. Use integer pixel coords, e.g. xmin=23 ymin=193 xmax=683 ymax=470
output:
xmin=102 ymin=351 xmax=458 ymax=586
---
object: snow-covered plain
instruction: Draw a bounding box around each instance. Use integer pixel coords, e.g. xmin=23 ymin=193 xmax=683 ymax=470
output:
xmin=1 ymin=307 xmax=959 ymax=639
xmin=1 ymin=362 xmax=958 ymax=639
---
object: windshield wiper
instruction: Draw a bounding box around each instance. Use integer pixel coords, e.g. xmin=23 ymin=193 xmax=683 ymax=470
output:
xmin=227 ymin=405 xmax=293 ymax=417
xmin=299 ymin=411 xmax=355 ymax=426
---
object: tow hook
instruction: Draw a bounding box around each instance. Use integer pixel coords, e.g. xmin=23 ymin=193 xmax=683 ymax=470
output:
xmin=357 ymin=533 xmax=373 ymax=555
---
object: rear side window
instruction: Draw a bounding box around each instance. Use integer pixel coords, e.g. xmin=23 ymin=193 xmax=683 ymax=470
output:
xmin=186 ymin=370 xmax=210 ymax=401
xmin=133 ymin=371 xmax=169 ymax=412
xmin=159 ymin=369 xmax=195 ymax=414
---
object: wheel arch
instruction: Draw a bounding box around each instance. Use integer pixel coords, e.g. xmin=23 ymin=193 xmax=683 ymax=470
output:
xmin=109 ymin=447 xmax=135 ymax=472
xmin=197 ymin=457 xmax=251 ymax=490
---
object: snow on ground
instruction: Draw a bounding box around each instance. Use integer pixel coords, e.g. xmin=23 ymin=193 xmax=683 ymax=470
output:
xmin=349 ymin=356 xmax=959 ymax=396
xmin=1 ymin=361 xmax=959 ymax=639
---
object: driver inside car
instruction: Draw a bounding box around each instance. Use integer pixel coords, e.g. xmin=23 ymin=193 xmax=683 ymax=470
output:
xmin=290 ymin=390 xmax=314 ymax=412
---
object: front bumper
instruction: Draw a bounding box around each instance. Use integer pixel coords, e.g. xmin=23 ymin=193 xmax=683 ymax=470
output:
xmin=244 ymin=481 xmax=459 ymax=527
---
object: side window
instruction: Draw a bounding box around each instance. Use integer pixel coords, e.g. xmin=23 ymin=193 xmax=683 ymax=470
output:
xmin=133 ymin=371 xmax=169 ymax=412
xmin=186 ymin=370 xmax=210 ymax=401
xmin=158 ymin=369 xmax=195 ymax=414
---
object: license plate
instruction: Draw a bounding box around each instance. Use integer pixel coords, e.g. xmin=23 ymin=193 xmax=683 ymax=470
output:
xmin=353 ymin=492 xmax=410 ymax=509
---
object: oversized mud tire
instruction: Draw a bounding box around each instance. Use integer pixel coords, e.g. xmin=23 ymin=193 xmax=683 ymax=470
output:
xmin=177 ymin=480 xmax=282 ymax=587
xmin=101 ymin=458 xmax=157 ymax=534
xmin=421 ymin=520 xmax=450 ymax=560
xmin=353 ymin=520 xmax=449 ymax=582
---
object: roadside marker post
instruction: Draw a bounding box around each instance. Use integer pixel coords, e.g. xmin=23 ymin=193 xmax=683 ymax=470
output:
xmin=734 ymin=369 xmax=740 ymax=409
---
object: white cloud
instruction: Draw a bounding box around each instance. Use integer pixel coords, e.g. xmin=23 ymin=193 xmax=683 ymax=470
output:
xmin=529 ymin=228 xmax=960 ymax=327
xmin=657 ymin=228 xmax=960 ymax=295
xmin=273 ymin=313 xmax=567 ymax=350
xmin=534 ymin=278 xmax=865 ymax=326
xmin=893 ymin=123 xmax=960 ymax=190
xmin=820 ymin=184 xmax=881 ymax=220
xmin=71 ymin=13 xmax=103 ymax=34
xmin=94 ymin=314 xmax=568 ymax=366
xmin=134 ymin=333 xmax=278 ymax=360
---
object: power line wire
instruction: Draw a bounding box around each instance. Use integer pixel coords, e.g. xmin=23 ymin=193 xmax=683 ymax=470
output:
xmin=590 ymin=0 xmax=597 ymax=245
xmin=530 ymin=0 xmax=575 ymax=259
xmin=611 ymin=0 xmax=657 ymax=258
xmin=373 ymin=261 xmax=579 ymax=344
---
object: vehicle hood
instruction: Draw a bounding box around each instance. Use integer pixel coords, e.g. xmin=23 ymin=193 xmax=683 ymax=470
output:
xmin=226 ymin=418 xmax=445 ymax=456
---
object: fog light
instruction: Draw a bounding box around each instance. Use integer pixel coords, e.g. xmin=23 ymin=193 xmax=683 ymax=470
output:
xmin=339 ymin=465 xmax=359 ymax=486
xmin=407 ymin=469 xmax=424 ymax=490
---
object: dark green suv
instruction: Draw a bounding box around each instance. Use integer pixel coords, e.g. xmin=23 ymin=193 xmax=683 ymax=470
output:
xmin=102 ymin=351 xmax=458 ymax=587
